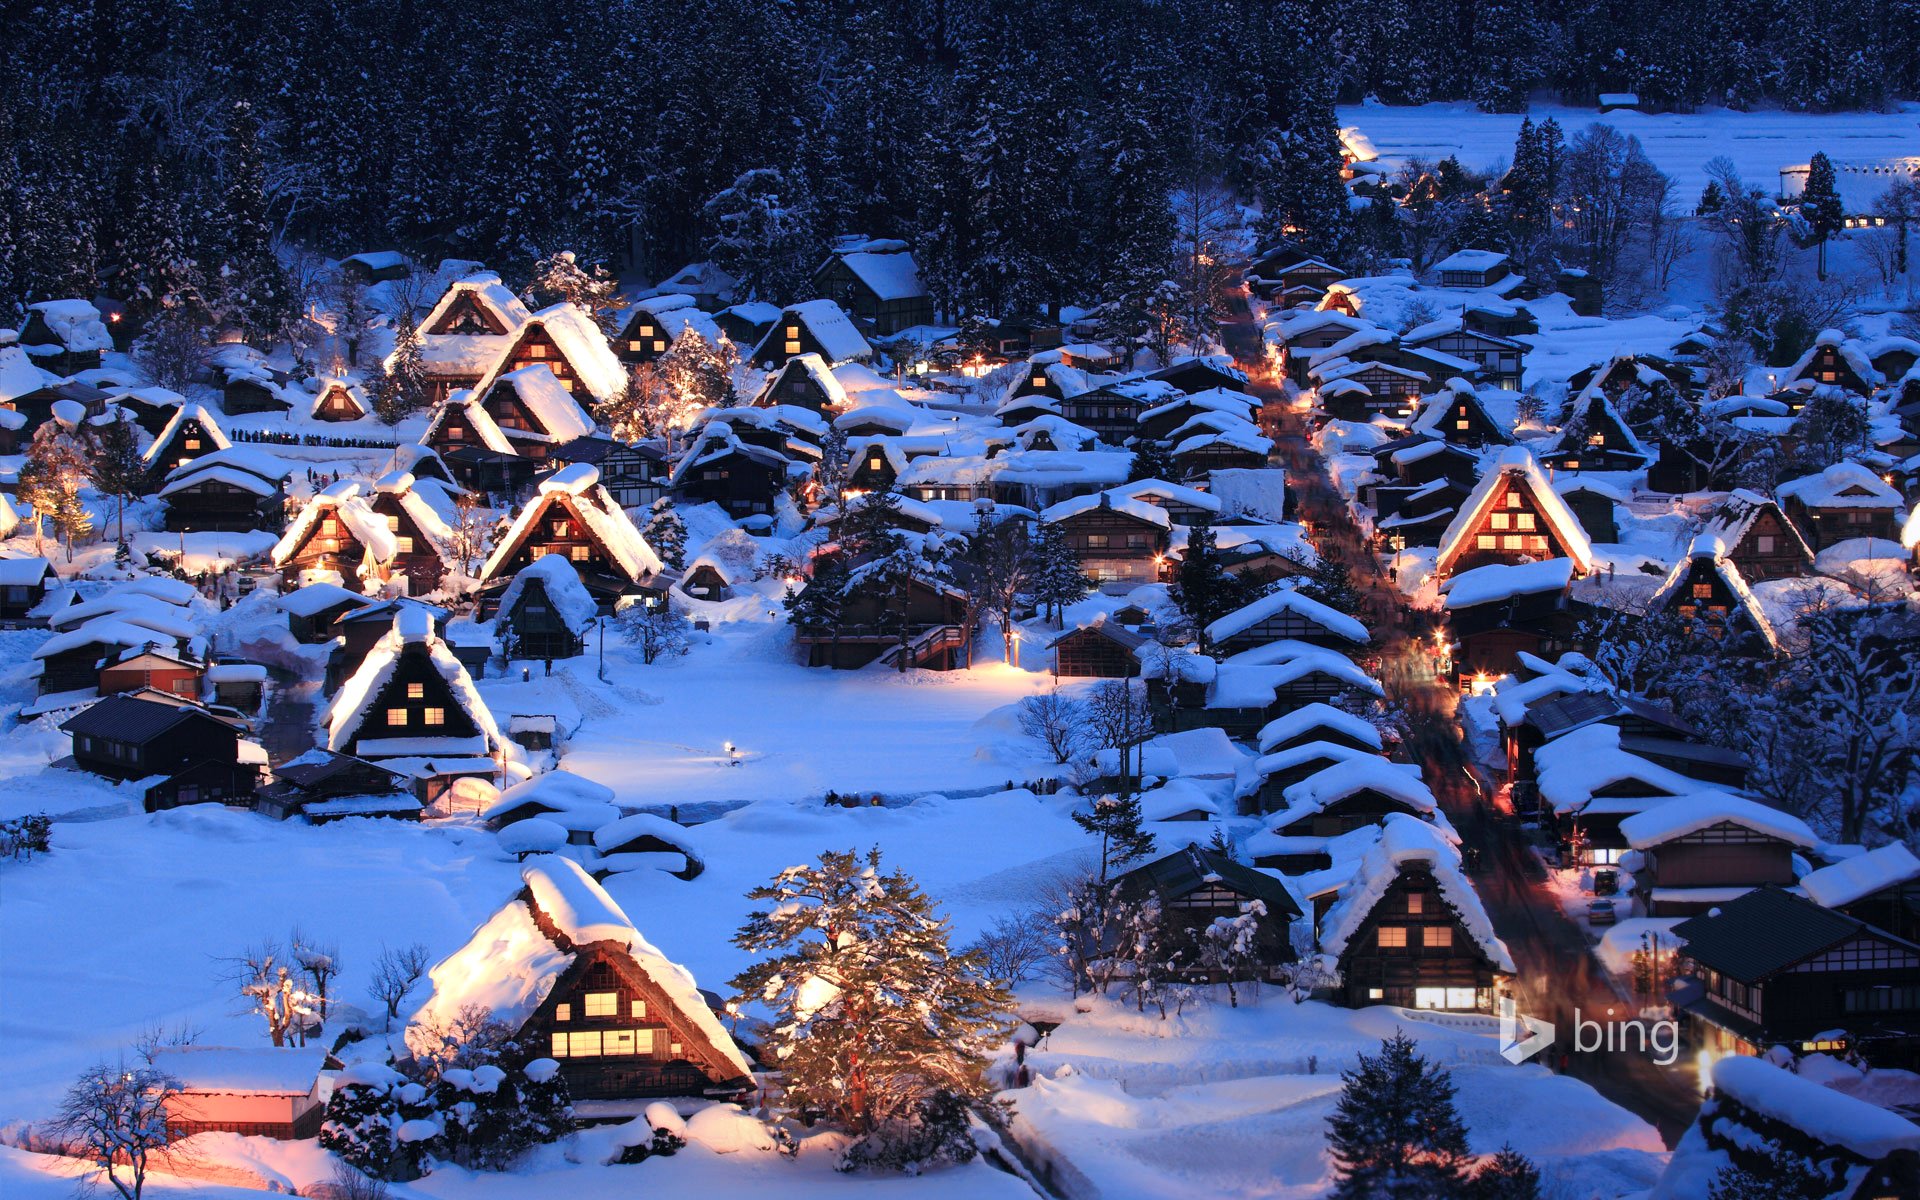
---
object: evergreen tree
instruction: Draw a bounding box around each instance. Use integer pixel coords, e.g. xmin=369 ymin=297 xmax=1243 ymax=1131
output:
xmin=318 ymin=1066 xmax=405 ymax=1180
xmin=1254 ymin=72 xmax=1353 ymax=263
xmin=214 ymin=100 xmax=294 ymax=346
xmin=1797 ymin=152 xmax=1846 ymax=282
xmin=85 ymin=415 xmax=144 ymax=545
xmin=785 ymin=555 xmax=851 ymax=657
xmin=1327 ymin=1033 xmax=1472 ymax=1199
xmin=1027 ymin=521 xmax=1093 ymax=623
xmin=1706 ymin=1144 xmax=1834 ymax=1200
xmin=643 ymin=497 xmax=688 ymax=569
xmin=1299 ymin=557 xmax=1365 ymax=613
xmin=702 ymin=167 xmax=819 ymax=302
xmin=730 ymin=849 xmax=1010 ymax=1167
xmin=1098 ymin=60 xmax=1175 ymax=351
xmin=110 ymin=142 xmax=202 ymax=324
xmin=1074 ymin=793 xmax=1156 ymax=880
xmin=387 ymin=311 xmax=429 ymax=411
xmin=524 ymin=250 xmax=623 ymax=331
xmin=1173 ymin=517 xmax=1247 ymax=646
xmin=1696 ymin=180 xmax=1727 ymax=215
xmin=1471 ymin=1145 xmax=1544 ymax=1199
xmin=1128 ymin=440 xmax=1178 ymax=483
xmin=17 ymin=421 xmax=95 ymax=562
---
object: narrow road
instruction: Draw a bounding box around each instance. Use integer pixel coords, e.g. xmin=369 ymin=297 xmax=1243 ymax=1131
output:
xmin=1222 ymin=300 xmax=1702 ymax=1146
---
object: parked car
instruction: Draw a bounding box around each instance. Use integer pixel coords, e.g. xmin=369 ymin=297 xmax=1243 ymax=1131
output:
xmin=1593 ymin=869 xmax=1619 ymax=896
xmin=1587 ymin=898 xmax=1617 ymax=925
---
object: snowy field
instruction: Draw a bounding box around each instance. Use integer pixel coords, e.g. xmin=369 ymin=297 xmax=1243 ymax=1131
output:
xmin=1339 ymin=100 xmax=1920 ymax=201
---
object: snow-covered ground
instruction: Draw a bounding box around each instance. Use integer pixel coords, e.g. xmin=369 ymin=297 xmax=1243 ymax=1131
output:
xmin=1339 ymin=99 xmax=1920 ymax=204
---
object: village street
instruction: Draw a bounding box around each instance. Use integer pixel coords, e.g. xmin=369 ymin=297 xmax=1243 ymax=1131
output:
xmin=1222 ymin=307 xmax=1704 ymax=1145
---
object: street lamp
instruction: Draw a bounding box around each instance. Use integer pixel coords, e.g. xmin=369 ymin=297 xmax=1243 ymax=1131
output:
xmin=597 ymin=614 xmax=608 ymax=681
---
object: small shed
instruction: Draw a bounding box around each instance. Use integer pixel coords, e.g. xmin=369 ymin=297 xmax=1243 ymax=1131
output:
xmin=151 ymin=1046 xmax=329 ymax=1139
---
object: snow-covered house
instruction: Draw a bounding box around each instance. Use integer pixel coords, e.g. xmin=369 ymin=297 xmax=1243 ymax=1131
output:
xmin=1317 ymin=815 xmax=1514 ymax=1012
xmin=1102 ymin=843 xmax=1302 ymax=980
xmin=1203 ymin=589 xmax=1369 ymax=658
xmin=366 ymin=471 xmax=458 ymax=596
xmin=323 ymin=607 xmax=503 ymax=794
xmin=1039 ymin=493 xmax=1171 ymax=587
xmin=140 ymin=403 xmax=230 ymax=483
xmin=1441 ymin=559 xmax=1577 ymax=685
xmin=1264 ymin=757 xmax=1437 ymax=843
xmin=468 ymin=364 xmax=596 ymax=459
xmin=1801 ymin=844 xmax=1920 ymax=943
xmin=1238 ymin=739 xmax=1382 ymax=822
xmin=0 ymin=554 xmax=57 ymax=625
xmin=1542 ymin=391 xmax=1650 ymax=473
xmin=1167 ymin=654 xmax=1385 ymax=737
xmin=152 ymin=1046 xmax=329 ymax=1140
xmin=478 ymin=464 xmax=668 ymax=612
xmin=1621 ymin=793 xmax=1819 ymax=916
xmin=309 ymin=379 xmax=371 ymax=422
xmin=1048 ymin=617 xmax=1147 ymax=678
xmin=752 ymin=352 xmax=847 ymax=413
xmin=273 ymin=482 xmax=394 ymax=589
xmin=19 ymin=299 xmax=113 ymax=375
xmin=467 ymin=303 xmax=627 ymax=409
xmin=591 ymin=813 xmax=705 ymax=880
xmin=61 ymin=694 xmax=262 ymax=810
xmin=811 ymin=239 xmax=933 ymax=335
xmin=612 ymin=293 xmax=721 ymax=366
xmin=1432 ymin=447 xmax=1595 ymax=580
xmin=495 ymin=555 xmax=597 ymax=660
xmin=1664 ymin=1055 xmax=1920 ymax=1198
xmin=1408 ymin=379 xmax=1512 ymax=447
xmin=1673 ymin=886 xmax=1920 ymax=1064
xmin=1781 ymin=329 xmax=1881 ymax=397
xmin=1699 ymin=489 xmax=1815 ymax=582
xmin=1777 ymin=462 xmax=1905 ymax=551
xmin=1430 ymin=248 xmax=1513 ymax=290
xmin=1256 ymin=702 xmax=1386 ymax=756
xmin=651 ymin=262 xmax=736 ymax=311
xmin=159 ymin=450 xmax=292 ymax=533
xmin=414 ymin=272 xmax=536 ymax=403
xmin=1645 ymin=535 xmax=1781 ymax=656
xmin=748 ymin=299 xmax=873 ymax=369
xmin=1402 ymin=321 xmax=1525 ymax=391
xmin=408 ymin=855 xmax=754 ymax=1102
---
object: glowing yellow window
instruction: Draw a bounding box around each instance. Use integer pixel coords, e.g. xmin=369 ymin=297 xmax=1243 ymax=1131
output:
xmin=1503 ymin=535 xmax=1523 ymax=550
xmin=1424 ymin=926 xmax=1452 ymax=948
xmin=1491 ymin=513 xmax=1510 ymax=530
xmin=1506 ymin=491 xmax=1522 ymax=509
xmin=424 ymin=708 xmax=445 ymax=726
xmin=386 ymin=709 xmax=407 ymax=726
xmin=1515 ymin=513 xmax=1535 ymax=531
xmin=584 ymin=991 xmax=619 ymax=1017
xmin=1377 ymin=926 xmax=1408 ymax=948
xmin=631 ymin=999 xmax=648 ymax=1019
xmin=555 ymin=1003 xmax=571 ymax=1021
xmin=570 ymin=545 xmax=591 ymax=562
xmin=1477 ymin=534 xmax=1496 ymax=549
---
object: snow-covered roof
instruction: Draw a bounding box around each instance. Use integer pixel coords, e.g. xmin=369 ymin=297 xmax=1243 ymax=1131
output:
xmin=1799 ymin=843 xmax=1920 ymax=909
xmin=309 ymin=379 xmax=370 ymax=419
xmin=406 ymin=856 xmax=749 ymax=1079
xmin=829 ymin=249 xmax=927 ymax=301
xmin=592 ymin=812 xmax=701 ymax=858
xmin=141 ymin=404 xmax=231 ymax=468
xmin=1647 ymin=537 xmax=1781 ymax=651
xmin=0 ymin=553 xmax=52 ymax=586
xmin=1534 ymin=725 xmax=1711 ymax=815
xmin=494 ymin=555 xmax=598 ymax=635
xmin=1776 ymin=460 xmax=1903 ymax=509
xmin=773 ymin=299 xmax=872 ymax=364
xmin=278 ymin=582 xmax=372 ymax=618
xmin=1434 ymin=447 xmax=1595 ymax=576
xmin=158 ymin=464 xmax=279 ymax=498
xmin=1318 ymin=814 xmax=1515 ymax=972
xmin=272 ymin=483 xmax=398 ymax=569
xmin=480 ymin=464 xmax=664 ymax=584
xmin=1040 ymin=492 xmax=1172 ymax=529
xmin=1711 ymin=1055 xmax=1920 ymax=1161
xmin=148 ymin=1046 xmax=326 ymax=1095
xmin=1783 ymin=329 xmax=1882 ymax=391
xmin=1431 ymin=249 xmax=1510 ymax=274
xmin=486 ymin=364 xmax=596 ymax=443
xmin=1620 ymin=792 xmax=1819 ymax=850
xmin=26 ymin=299 xmax=113 ymax=352
xmin=1442 ymin=558 xmax=1575 ymax=610
xmin=1209 ymin=656 xmax=1382 ymax=709
xmin=1281 ymin=756 xmax=1435 ymax=815
xmin=1204 ymin=589 xmax=1369 ymax=647
xmin=485 ymin=769 xmax=617 ymax=822
xmin=1256 ymin=702 xmax=1385 ymax=754
xmin=323 ymin=611 xmax=501 ymax=755
xmin=426 ymin=392 xmax=515 ymax=455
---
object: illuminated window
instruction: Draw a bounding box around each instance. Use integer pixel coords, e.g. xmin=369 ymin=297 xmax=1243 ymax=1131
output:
xmin=1376 ymin=926 xmax=1408 ymax=948
xmin=1692 ymin=583 xmax=1713 ymax=600
xmin=570 ymin=545 xmax=591 ymax=562
xmin=1455 ymin=419 xmax=1470 ymax=431
xmin=604 ymin=1030 xmax=640 ymax=1055
xmin=407 ymin=683 xmax=425 ymax=699
xmin=631 ymin=999 xmax=648 ymax=1019
xmin=653 ymin=341 xmax=665 ymax=352
xmin=424 ymin=708 xmax=445 ymax=726
xmin=1424 ymin=926 xmax=1453 ymax=948
xmin=555 ymin=1003 xmax=571 ymax=1021
xmin=628 ymin=341 xmax=644 ymax=352
xmin=564 ymin=1031 xmax=602 ymax=1057
xmin=1529 ymin=536 xmax=1549 ymax=552
xmin=1756 ymin=535 xmax=1775 ymax=553
xmin=185 ymin=438 xmax=201 ymax=450
xmin=394 ymin=537 xmax=412 ymax=553
xmin=1491 ymin=513 xmax=1510 ymax=530
xmin=527 ymin=344 xmax=549 ymax=359
xmin=1406 ymin=893 xmax=1423 ymax=914
xmin=387 ymin=515 xmax=401 ymax=532
xmin=669 ymin=1040 xmax=682 ymax=1056
xmin=1503 ymin=535 xmax=1523 ymax=550
xmin=323 ymin=519 xmax=340 ymax=535
xmin=639 ymin=324 xmax=655 ymax=338
xmin=1505 ymin=491 xmax=1523 ymax=509
xmin=1587 ymin=432 xmax=1605 ymax=446
xmin=447 ymin=427 xmax=464 ymax=440
xmin=387 ymin=709 xmax=408 ymax=726
xmin=1515 ymin=513 xmax=1535 ymax=531
xmin=1477 ymin=534 xmax=1496 ymax=549
xmin=1087 ymin=535 xmax=1110 ymax=548
xmin=584 ymin=991 xmax=619 ymax=1017
xmin=1367 ymin=987 xmax=1385 ymax=1000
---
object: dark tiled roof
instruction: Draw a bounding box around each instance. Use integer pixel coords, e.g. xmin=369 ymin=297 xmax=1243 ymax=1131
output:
xmin=1116 ymin=843 xmax=1302 ymax=920
xmin=59 ymin=695 xmax=219 ymax=743
xmin=1675 ymin=885 xmax=1912 ymax=982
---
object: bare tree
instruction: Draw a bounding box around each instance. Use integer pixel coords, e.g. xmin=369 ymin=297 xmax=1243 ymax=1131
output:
xmin=291 ymin=930 xmax=341 ymax=1032
xmin=1085 ymin=679 xmax=1153 ymax=752
xmin=55 ymin=1062 xmax=187 ymax=1200
xmin=133 ymin=307 xmax=207 ymax=393
xmin=1018 ymin=688 xmax=1083 ymax=764
xmin=221 ymin=942 xmax=314 ymax=1047
xmin=132 ymin=1022 xmax=201 ymax=1065
xmin=967 ymin=911 xmax=1056 ymax=988
xmin=1857 ymin=226 xmax=1907 ymax=292
xmin=966 ymin=518 xmax=1032 ymax=662
xmin=369 ymin=943 xmax=433 ymax=1029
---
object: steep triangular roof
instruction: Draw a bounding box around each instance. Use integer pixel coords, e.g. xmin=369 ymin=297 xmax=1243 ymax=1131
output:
xmin=1433 ymin=447 xmax=1595 ymax=576
xmin=479 ymin=463 xmax=663 ymax=584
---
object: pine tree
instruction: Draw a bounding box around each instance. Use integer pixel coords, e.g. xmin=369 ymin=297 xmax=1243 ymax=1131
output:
xmin=525 ymin=250 xmax=623 ymax=331
xmin=785 ymin=555 xmax=850 ymax=657
xmin=702 ymin=167 xmax=819 ymax=302
xmin=1173 ymin=517 xmax=1247 ymax=645
xmin=385 ymin=311 xmax=429 ymax=412
xmin=85 ymin=415 xmax=144 ymax=545
xmin=1471 ymin=1145 xmax=1544 ymax=1199
xmin=1696 ymin=180 xmax=1727 ymax=215
xmin=215 ymin=99 xmax=294 ymax=346
xmin=1299 ymin=557 xmax=1365 ymax=613
xmin=730 ymin=849 xmax=1010 ymax=1167
xmin=1074 ymin=793 xmax=1156 ymax=880
xmin=1706 ymin=1144 xmax=1834 ymax=1200
xmin=1027 ymin=521 xmax=1093 ymax=623
xmin=318 ymin=1069 xmax=404 ymax=1180
xmin=1254 ymin=73 xmax=1353 ymax=263
xmin=1798 ymin=152 xmax=1846 ymax=281
xmin=1327 ymin=1033 xmax=1472 ymax=1199
xmin=1128 ymin=440 xmax=1177 ymax=483
xmin=1098 ymin=60 xmax=1175 ymax=352
xmin=643 ymin=497 xmax=688 ymax=569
